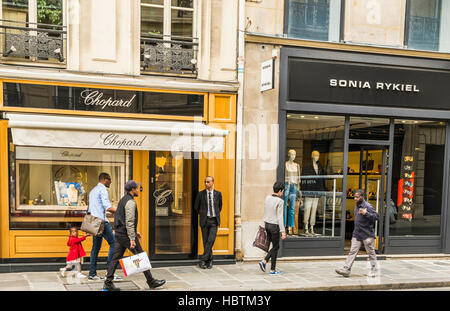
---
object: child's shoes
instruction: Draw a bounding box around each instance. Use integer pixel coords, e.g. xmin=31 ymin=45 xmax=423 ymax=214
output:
xmin=76 ymin=273 xmax=87 ymax=279
xmin=59 ymin=268 xmax=66 ymax=277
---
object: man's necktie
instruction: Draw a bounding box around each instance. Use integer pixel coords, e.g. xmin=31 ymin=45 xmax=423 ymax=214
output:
xmin=208 ymin=191 xmax=214 ymax=217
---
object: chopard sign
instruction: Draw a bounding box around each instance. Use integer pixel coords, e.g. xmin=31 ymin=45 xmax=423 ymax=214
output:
xmin=330 ymin=79 xmax=420 ymax=93
xmin=101 ymin=133 xmax=147 ymax=149
xmin=80 ymin=90 xmax=136 ymax=110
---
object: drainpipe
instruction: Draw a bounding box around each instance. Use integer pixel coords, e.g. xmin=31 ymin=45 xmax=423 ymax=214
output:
xmin=235 ymin=0 xmax=245 ymax=261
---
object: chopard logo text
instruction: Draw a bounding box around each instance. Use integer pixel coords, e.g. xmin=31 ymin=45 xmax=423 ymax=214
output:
xmin=101 ymin=133 xmax=147 ymax=149
xmin=81 ymin=90 xmax=136 ymax=110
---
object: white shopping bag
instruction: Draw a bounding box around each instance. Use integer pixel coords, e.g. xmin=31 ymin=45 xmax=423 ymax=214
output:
xmin=119 ymin=252 xmax=152 ymax=277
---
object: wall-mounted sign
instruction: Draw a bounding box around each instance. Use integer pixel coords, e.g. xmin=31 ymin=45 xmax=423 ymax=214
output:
xmin=260 ymin=59 xmax=274 ymax=92
xmin=3 ymin=82 xmax=204 ymax=117
xmin=287 ymin=58 xmax=450 ymax=110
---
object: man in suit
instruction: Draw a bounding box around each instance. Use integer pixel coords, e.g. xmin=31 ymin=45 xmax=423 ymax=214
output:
xmin=194 ymin=176 xmax=222 ymax=269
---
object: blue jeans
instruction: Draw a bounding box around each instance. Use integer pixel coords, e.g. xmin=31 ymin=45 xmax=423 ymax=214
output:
xmin=284 ymin=182 xmax=297 ymax=227
xmin=89 ymin=221 xmax=115 ymax=277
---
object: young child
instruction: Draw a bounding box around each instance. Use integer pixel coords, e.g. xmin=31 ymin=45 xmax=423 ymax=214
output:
xmin=60 ymin=226 xmax=89 ymax=279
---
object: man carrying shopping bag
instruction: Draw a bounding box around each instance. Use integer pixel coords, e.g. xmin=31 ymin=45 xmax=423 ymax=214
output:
xmin=103 ymin=180 xmax=166 ymax=291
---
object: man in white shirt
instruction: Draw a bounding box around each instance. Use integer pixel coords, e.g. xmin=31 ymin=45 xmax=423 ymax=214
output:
xmin=194 ymin=176 xmax=222 ymax=269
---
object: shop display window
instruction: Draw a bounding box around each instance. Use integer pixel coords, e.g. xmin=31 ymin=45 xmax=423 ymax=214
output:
xmin=153 ymin=151 xmax=193 ymax=256
xmin=9 ymin=145 xmax=130 ymax=230
xmin=390 ymin=119 xmax=446 ymax=236
xmin=286 ymin=114 xmax=345 ymax=238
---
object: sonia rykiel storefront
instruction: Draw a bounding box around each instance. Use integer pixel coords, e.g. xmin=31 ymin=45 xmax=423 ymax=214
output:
xmin=277 ymin=47 xmax=450 ymax=256
xmin=0 ymin=79 xmax=237 ymax=263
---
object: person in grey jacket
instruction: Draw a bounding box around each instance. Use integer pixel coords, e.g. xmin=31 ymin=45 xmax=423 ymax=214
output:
xmin=336 ymin=189 xmax=380 ymax=278
xmin=259 ymin=181 xmax=287 ymax=275
xmin=103 ymin=180 xmax=165 ymax=291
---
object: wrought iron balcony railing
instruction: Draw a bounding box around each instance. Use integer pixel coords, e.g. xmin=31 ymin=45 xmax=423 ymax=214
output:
xmin=0 ymin=19 xmax=66 ymax=63
xmin=141 ymin=35 xmax=198 ymax=75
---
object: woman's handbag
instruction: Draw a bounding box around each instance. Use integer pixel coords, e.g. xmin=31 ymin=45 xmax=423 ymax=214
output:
xmin=253 ymin=225 xmax=270 ymax=253
xmin=119 ymin=252 xmax=152 ymax=277
xmin=80 ymin=212 xmax=105 ymax=237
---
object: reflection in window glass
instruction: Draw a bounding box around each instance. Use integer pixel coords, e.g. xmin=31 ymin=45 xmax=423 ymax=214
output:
xmin=142 ymin=0 xmax=164 ymax=5
xmin=390 ymin=120 xmax=446 ymax=236
xmin=141 ymin=6 xmax=164 ymax=36
xmin=287 ymin=0 xmax=330 ymax=41
xmin=286 ymin=114 xmax=345 ymax=238
xmin=349 ymin=117 xmax=390 ymax=141
xmin=10 ymin=146 xmax=130 ymax=230
xmin=153 ymin=151 xmax=193 ymax=255
xmin=171 ymin=0 xmax=193 ymax=8
xmin=171 ymin=9 xmax=193 ymax=37
xmin=406 ymin=0 xmax=441 ymax=51
xmin=37 ymin=0 xmax=62 ymax=27
xmin=2 ymin=0 xmax=29 ymax=24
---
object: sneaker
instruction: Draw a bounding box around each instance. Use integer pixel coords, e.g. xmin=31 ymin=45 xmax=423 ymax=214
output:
xmin=113 ymin=274 xmax=123 ymax=281
xmin=76 ymin=273 xmax=87 ymax=279
xmin=269 ymin=269 xmax=282 ymax=275
xmin=335 ymin=268 xmax=351 ymax=277
xmin=147 ymin=279 xmax=166 ymax=289
xmin=59 ymin=268 xmax=66 ymax=277
xmin=103 ymin=282 xmax=120 ymax=291
xmin=258 ymin=261 xmax=266 ymax=273
xmin=88 ymin=274 xmax=104 ymax=281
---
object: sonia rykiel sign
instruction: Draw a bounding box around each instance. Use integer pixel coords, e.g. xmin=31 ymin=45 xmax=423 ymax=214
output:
xmin=329 ymin=79 xmax=420 ymax=93
xmin=80 ymin=90 xmax=136 ymax=110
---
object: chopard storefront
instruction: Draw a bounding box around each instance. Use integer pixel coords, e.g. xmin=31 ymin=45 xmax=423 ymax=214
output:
xmin=0 ymin=79 xmax=237 ymax=266
xmin=278 ymin=47 xmax=450 ymax=256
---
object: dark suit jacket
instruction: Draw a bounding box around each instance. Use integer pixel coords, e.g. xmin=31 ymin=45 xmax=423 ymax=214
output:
xmin=194 ymin=189 xmax=222 ymax=228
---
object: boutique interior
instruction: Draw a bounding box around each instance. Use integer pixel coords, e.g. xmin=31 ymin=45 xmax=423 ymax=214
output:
xmin=286 ymin=114 xmax=446 ymax=252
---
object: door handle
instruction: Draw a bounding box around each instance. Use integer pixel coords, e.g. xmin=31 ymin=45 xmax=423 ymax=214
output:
xmin=151 ymin=177 xmax=154 ymax=183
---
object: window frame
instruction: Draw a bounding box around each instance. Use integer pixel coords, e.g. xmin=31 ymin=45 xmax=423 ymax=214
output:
xmin=140 ymin=0 xmax=196 ymax=40
xmin=404 ymin=0 xmax=443 ymax=51
xmin=283 ymin=0 xmax=345 ymax=43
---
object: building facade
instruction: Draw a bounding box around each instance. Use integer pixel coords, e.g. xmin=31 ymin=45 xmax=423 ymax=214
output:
xmin=238 ymin=0 xmax=450 ymax=259
xmin=0 ymin=0 xmax=238 ymax=265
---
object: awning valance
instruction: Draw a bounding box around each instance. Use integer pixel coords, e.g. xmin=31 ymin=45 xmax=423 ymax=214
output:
xmin=5 ymin=113 xmax=229 ymax=153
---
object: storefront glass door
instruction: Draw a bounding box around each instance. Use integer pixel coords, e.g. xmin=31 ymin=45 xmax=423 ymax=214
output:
xmin=148 ymin=151 xmax=198 ymax=260
xmin=345 ymin=145 xmax=388 ymax=254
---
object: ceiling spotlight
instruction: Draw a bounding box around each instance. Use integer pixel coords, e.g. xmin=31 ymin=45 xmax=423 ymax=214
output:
xmin=3 ymin=45 xmax=16 ymax=57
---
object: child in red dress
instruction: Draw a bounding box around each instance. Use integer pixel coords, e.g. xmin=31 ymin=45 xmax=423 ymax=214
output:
xmin=60 ymin=226 xmax=90 ymax=279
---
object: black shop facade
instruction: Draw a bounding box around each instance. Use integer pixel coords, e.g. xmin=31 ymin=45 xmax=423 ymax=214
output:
xmin=277 ymin=47 xmax=450 ymax=256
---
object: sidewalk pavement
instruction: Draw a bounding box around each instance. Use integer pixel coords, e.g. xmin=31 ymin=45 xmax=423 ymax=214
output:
xmin=2 ymin=257 xmax=450 ymax=291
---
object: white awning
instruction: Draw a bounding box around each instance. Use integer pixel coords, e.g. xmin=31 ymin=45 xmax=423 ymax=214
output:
xmin=5 ymin=113 xmax=229 ymax=153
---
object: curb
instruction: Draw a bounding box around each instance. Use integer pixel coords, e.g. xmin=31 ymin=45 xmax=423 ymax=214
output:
xmin=242 ymin=254 xmax=450 ymax=263
xmin=190 ymin=280 xmax=450 ymax=292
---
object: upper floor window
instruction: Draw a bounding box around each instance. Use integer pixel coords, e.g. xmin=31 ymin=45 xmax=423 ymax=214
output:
xmin=285 ymin=0 xmax=342 ymax=42
xmin=0 ymin=0 xmax=65 ymax=62
xmin=406 ymin=0 xmax=448 ymax=52
xmin=140 ymin=0 xmax=198 ymax=75
xmin=285 ymin=0 xmax=450 ymax=53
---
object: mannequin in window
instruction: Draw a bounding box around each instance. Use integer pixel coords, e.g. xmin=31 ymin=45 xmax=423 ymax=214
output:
xmin=301 ymin=150 xmax=326 ymax=236
xmin=284 ymin=149 xmax=301 ymax=235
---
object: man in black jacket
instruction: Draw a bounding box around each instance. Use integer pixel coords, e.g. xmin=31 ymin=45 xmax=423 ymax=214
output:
xmin=194 ymin=176 xmax=222 ymax=269
xmin=103 ymin=180 xmax=166 ymax=291
xmin=335 ymin=189 xmax=380 ymax=278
